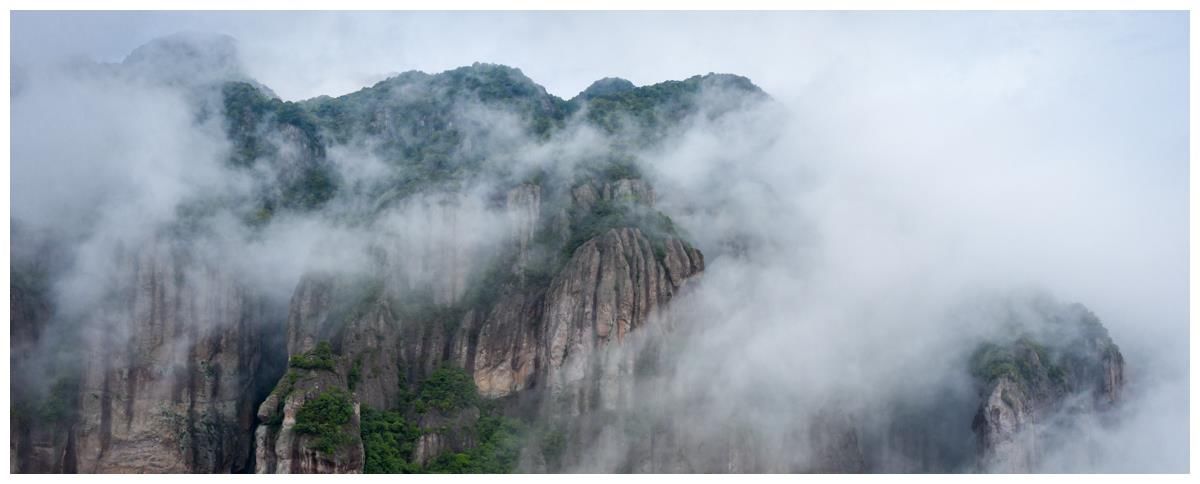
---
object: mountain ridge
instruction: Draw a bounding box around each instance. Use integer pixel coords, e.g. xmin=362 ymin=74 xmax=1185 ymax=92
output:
xmin=10 ymin=33 xmax=1127 ymax=474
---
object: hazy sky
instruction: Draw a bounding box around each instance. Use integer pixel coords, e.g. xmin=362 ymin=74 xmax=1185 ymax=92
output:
xmin=12 ymin=11 xmax=1187 ymax=99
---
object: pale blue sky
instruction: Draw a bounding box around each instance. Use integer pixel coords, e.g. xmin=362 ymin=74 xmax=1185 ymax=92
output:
xmin=11 ymin=11 xmax=1188 ymax=99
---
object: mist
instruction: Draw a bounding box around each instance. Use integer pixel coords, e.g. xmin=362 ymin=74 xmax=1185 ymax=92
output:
xmin=9 ymin=11 xmax=1188 ymax=473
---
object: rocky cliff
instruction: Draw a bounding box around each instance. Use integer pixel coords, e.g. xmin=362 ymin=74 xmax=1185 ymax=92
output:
xmin=9 ymin=34 xmax=1128 ymax=474
xmin=250 ymin=174 xmax=706 ymax=472
xmin=969 ymin=302 xmax=1125 ymax=472
xmin=11 ymin=236 xmax=282 ymax=473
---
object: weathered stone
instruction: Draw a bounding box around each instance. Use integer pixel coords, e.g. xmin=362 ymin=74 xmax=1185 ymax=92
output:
xmin=14 ymin=238 xmax=276 ymax=473
xmin=254 ymin=370 xmax=363 ymax=474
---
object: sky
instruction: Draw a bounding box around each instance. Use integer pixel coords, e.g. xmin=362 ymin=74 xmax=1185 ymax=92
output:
xmin=10 ymin=12 xmax=1184 ymax=100
xmin=9 ymin=10 xmax=1190 ymax=472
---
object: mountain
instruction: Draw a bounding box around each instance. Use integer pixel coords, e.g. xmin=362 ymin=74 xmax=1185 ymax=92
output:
xmin=9 ymin=34 xmax=1126 ymax=474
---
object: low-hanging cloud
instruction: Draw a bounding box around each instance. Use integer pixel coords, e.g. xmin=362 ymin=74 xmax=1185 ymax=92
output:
xmin=9 ymin=11 xmax=1188 ymax=473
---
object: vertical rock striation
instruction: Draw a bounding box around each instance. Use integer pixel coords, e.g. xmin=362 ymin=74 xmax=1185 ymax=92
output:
xmin=253 ymin=177 xmax=706 ymax=473
xmin=76 ymin=239 xmax=273 ymax=473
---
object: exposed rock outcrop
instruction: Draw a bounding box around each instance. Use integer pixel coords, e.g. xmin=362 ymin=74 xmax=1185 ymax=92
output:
xmin=570 ymin=178 xmax=656 ymax=214
xmin=539 ymin=227 xmax=701 ymax=414
xmin=253 ymin=174 xmax=705 ymax=472
xmin=254 ymin=369 xmax=363 ymax=473
xmin=411 ymin=407 xmax=481 ymax=466
xmin=11 ymin=39 xmax=1135 ymax=474
xmin=10 ymin=237 xmax=279 ymax=473
xmin=71 ymin=239 xmax=273 ymax=473
xmin=969 ymin=303 xmax=1126 ymax=472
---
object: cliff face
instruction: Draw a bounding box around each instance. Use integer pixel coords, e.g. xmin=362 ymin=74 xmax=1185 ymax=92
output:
xmin=11 ymin=35 xmax=1132 ymax=474
xmin=519 ymin=297 xmax=1129 ymax=474
xmin=969 ymin=303 xmax=1126 ymax=472
xmin=11 ymin=237 xmax=280 ymax=473
xmin=538 ymin=226 xmax=702 ymax=410
xmin=252 ymin=177 xmax=705 ymax=473
xmin=10 ymin=232 xmax=74 ymax=473
xmin=12 ymin=157 xmax=1129 ymax=475
xmin=254 ymin=370 xmax=363 ymax=473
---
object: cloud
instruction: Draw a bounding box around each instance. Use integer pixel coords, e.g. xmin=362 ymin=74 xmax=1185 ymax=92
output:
xmin=616 ymin=13 xmax=1187 ymax=471
xmin=9 ymin=11 xmax=1187 ymax=473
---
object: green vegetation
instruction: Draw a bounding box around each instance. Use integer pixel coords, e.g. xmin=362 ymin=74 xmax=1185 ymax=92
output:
xmin=539 ymin=427 xmax=567 ymax=470
xmin=361 ymin=366 xmax=524 ymax=474
xmin=11 ymin=257 xmax=51 ymax=303
xmin=293 ymin=388 xmax=355 ymax=454
xmin=222 ymin=82 xmax=276 ymax=167
xmin=265 ymin=407 xmax=284 ymax=428
xmin=577 ymin=78 xmax=700 ymax=137
xmin=265 ymin=370 xmax=303 ymax=428
xmin=13 ymin=375 xmax=81 ymax=424
xmin=285 ymin=369 xmax=303 ymax=388
xmin=155 ymin=406 xmax=192 ymax=454
xmin=563 ymin=196 xmax=684 ymax=262
xmin=594 ymin=154 xmax=644 ymax=182
xmin=209 ymin=65 xmax=760 ymax=247
xmin=969 ymin=343 xmax=1021 ymax=382
xmin=297 ymin=64 xmax=570 ymax=213
xmin=1048 ymin=364 xmax=1069 ymax=387
xmin=211 ymin=67 xmax=765 ymax=234
xmin=221 ymin=81 xmax=337 ymax=214
xmin=1019 ymin=336 xmax=1050 ymax=365
xmin=564 ymin=198 xmax=623 ymax=257
xmin=361 ymin=407 xmax=421 ymax=473
xmin=289 ymin=341 xmax=337 ymax=371
xmin=577 ymin=77 xmax=636 ymax=99
xmin=282 ymin=164 xmax=339 ymax=212
xmin=417 ymin=367 xmax=479 ymax=413
xmin=572 ymin=73 xmax=765 ymax=144
xmin=348 ymin=359 xmax=362 ymax=391
xmin=425 ymin=414 xmax=523 ymax=473
xmin=222 ymin=82 xmax=324 ymax=167
xmin=969 ymin=336 xmax=1069 ymax=392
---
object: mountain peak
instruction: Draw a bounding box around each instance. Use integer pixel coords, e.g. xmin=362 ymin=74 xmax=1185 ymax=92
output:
xmin=579 ymin=77 xmax=637 ymax=99
xmin=694 ymin=72 xmax=764 ymax=94
xmin=122 ymin=31 xmax=246 ymax=85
